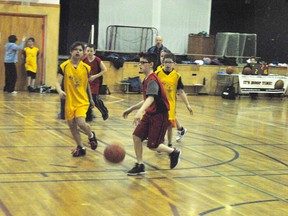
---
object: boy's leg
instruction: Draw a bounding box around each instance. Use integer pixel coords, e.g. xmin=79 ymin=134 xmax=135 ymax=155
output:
xmin=133 ymin=135 xmax=143 ymax=163
xmin=68 ymin=119 xmax=83 ymax=147
xmin=127 ymin=135 xmax=145 ymax=176
xmin=93 ymin=94 xmax=109 ymax=120
xmin=31 ymin=78 xmax=36 ymax=88
xmin=76 ymin=116 xmax=98 ymax=150
xmin=167 ymin=126 xmax=173 ymax=147
xmin=67 ymin=119 xmax=86 ymax=157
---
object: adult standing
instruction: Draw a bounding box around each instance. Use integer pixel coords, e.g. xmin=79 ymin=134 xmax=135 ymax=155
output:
xmin=147 ymin=35 xmax=168 ymax=71
xmin=4 ymin=35 xmax=26 ymax=93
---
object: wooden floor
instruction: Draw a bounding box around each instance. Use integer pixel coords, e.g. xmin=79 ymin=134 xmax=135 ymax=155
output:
xmin=0 ymin=91 xmax=288 ymax=216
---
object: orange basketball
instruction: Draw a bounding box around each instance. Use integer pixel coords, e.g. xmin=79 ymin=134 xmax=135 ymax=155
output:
xmin=104 ymin=143 xmax=126 ymax=163
xmin=226 ymin=66 xmax=234 ymax=74
xmin=274 ymin=80 xmax=284 ymax=89
xmin=242 ymin=67 xmax=252 ymax=75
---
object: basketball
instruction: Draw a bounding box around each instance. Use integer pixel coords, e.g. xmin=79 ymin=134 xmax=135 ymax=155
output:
xmin=274 ymin=80 xmax=284 ymax=89
xmin=242 ymin=67 xmax=252 ymax=75
xmin=104 ymin=143 xmax=126 ymax=163
xmin=226 ymin=66 xmax=234 ymax=74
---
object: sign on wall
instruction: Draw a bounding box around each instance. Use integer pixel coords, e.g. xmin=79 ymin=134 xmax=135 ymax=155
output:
xmin=238 ymin=75 xmax=288 ymax=94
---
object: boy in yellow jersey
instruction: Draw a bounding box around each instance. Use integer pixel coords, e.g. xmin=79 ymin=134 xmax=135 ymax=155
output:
xmin=55 ymin=41 xmax=98 ymax=157
xmin=155 ymin=51 xmax=190 ymax=144
xmin=23 ymin=37 xmax=39 ymax=91
xmin=155 ymin=53 xmax=193 ymax=147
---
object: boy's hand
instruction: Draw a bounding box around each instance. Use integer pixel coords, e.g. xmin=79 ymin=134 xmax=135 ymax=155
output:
xmin=123 ymin=108 xmax=132 ymax=119
xmin=59 ymin=90 xmax=66 ymax=99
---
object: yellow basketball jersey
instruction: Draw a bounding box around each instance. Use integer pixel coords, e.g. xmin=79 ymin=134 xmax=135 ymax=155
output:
xmin=24 ymin=47 xmax=39 ymax=73
xmin=60 ymin=60 xmax=91 ymax=113
xmin=156 ymin=69 xmax=181 ymax=120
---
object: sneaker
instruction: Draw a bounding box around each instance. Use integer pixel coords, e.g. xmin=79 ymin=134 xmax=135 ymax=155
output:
xmin=176 ymin=128 xmax=187 ymax=142
xmin=169 ymin=148 xmax=181 ymax=169
xmin=127 ymin=163 xmax=145 ymax=176
xmin=102 ymin=113 xmax=109 ymax=121
xmin=168 ymin=143 xmax=172 ymax=147
xmin=71 ymin=146 xmax=86 ymax=157
xmin=10 ymin=91 xmax=17 ymax=94
xmin=88 ymin=131 xmax=98 ymax=150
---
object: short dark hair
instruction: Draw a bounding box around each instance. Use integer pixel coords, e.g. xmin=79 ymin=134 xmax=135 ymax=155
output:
xmin=27 ymin=37 xmax=35 ymax=42
xmin=163 ymin=53 xmax=176 ymax=62
xmin=86 ymin=44 xmax=95 ymax=49
xmin=8 ymin=35 xmax=17 ymax=43
xmin=70 ymin=41 xmax=85 ymax=52
xmin=139 ymin=52 xmax=157 ymax=66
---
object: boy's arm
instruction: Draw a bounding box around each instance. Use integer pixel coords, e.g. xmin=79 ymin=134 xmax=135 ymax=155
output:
xmin=123 ymin=100 xmax=144 ymax=119
xmin=177 ymin=89 xmax=193 ymax=115
xmin=89 ymin=61 xmax=108 ymax=81
xmin=55 ymin=73 xmax=66 ymax=99
xmin=86 ymin=83 xmax=95 ymax=108
xmin=133 ymin=96 xmax=154 ymax=125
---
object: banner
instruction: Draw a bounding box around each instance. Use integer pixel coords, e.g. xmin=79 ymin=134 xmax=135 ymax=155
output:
xmin=238 ymin=75 xmax=288 ymax=94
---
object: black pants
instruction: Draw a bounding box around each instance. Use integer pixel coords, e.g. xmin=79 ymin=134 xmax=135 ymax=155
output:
xmin=86 ymin=94 xmax=109 ymax=121
xmin=4 ymin=63 xmax=17 ymax=93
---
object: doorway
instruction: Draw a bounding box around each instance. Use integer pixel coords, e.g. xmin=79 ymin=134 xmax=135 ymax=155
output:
xmin=0 ymin=14 xmax=45 ymax=91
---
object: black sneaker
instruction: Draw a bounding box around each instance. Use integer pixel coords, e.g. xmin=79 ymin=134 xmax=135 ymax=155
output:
xmin=71 ymin=146 xmax=86 ymax=157
xmin=88 ymin=131 xmax=98 ymax=150
xmin=169 ymin=148 xmax=181 ymax=169
xmin=127 ymin=163 xmax=145 ymax=176
xmin=168 ymin=143 xmax=173 ymax=147
xmin=102 ymin=113 xmax=109 ymax=121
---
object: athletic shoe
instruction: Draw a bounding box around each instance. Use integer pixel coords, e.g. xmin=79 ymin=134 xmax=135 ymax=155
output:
xmin=127 ymin=163 xmax=145 ymax=176
xmin=71 ymin=146 xmax=86 ymax=157
xmin=102 ymin=113 xmax=109 ymax=121
xmin=168 ymin=143 xmax=173 ymax=147
xmin=88 ymin=131 xmax=98 ymax=150
xmin=10 ymin=91 xmax=17 ymax=94
xmin=170 ymin=148 xmax=181 ymax=169
xmin=176 ymin=128 xmax=187 ymax=142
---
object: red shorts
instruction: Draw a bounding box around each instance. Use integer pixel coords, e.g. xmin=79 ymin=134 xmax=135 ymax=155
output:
xmin=133 ymin=112 xmax=169 ymax=149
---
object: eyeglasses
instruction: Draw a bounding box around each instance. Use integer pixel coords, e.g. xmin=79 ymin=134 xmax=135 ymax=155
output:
xmin=163 ymin=61 xmax=174 ymax=64
xmin=139 ymin=61 xmax=150 ymax=65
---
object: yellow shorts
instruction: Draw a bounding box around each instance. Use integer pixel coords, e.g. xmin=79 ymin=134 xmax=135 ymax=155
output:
xmin=65 ymin=104 xmax=89 ymax=121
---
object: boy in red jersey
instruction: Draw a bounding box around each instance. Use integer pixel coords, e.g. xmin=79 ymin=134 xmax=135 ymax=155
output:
xmin=55 ymin=41 xmax=98 ymax=157
xmin=82 ymin=44 xmax=109 ymax=120
xmin=123 ymin=52 xmax=181 ymax=176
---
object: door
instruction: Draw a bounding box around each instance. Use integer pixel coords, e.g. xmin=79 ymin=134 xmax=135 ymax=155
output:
xmin=0 ymin=14 xmax=45 ymax=91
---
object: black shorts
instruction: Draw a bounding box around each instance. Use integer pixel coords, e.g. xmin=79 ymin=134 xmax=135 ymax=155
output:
xmin=27 ymin=71 xmax=36 ymax=79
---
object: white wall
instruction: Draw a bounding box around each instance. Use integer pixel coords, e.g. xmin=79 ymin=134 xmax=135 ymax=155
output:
xmin=98 ymin=0 xmax=212 ymax=54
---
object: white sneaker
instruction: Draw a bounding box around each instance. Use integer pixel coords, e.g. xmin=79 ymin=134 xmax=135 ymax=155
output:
xmin=10 ymin=91 xmax=17 ymax=94
xmin=176 ymin=128 xmax=187 ymax=142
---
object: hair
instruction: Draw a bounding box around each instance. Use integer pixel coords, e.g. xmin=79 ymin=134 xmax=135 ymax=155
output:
xmin=163 ymin=53 xmax=176 ymax=62
xmin=161 ymin=49 xmax=171 ymax=54
xmin=70 ymin=41 xmax=85 ymax=52
xmin=8 ymin=35 xmax=17 ymax=43
xmin=139 ymin=52 xmax=157 ymax=66
xmin=86 ymin=44 xmax=95 ymax=49
xmin=27 ymin=37 xmax=35 ymax=42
